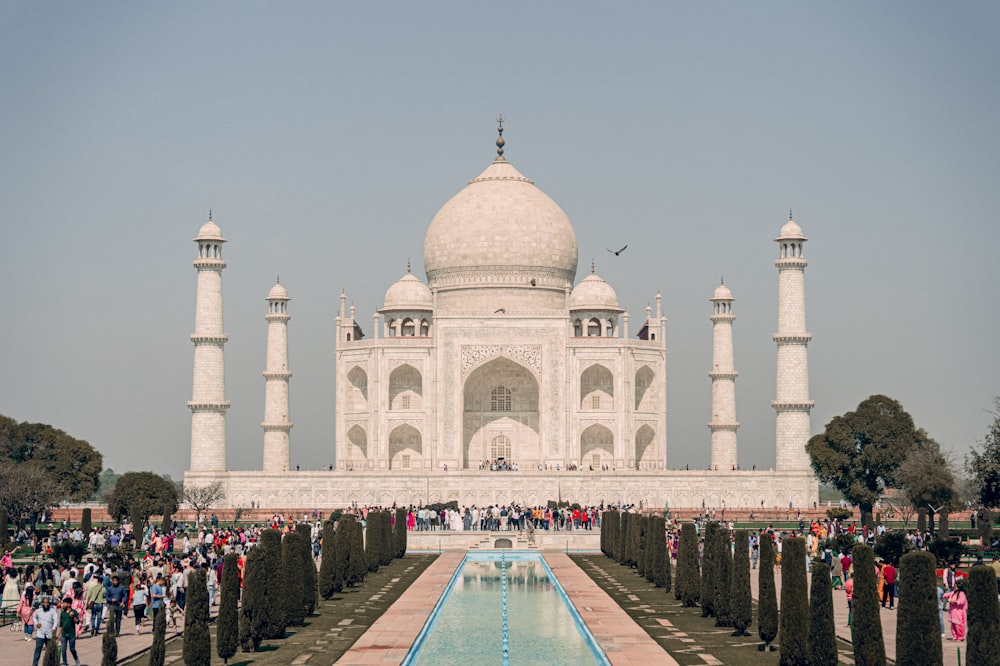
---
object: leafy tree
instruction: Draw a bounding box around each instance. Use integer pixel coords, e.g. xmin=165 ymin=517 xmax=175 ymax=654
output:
xmin=825 ymin=507 xmax=853 ymax=521
xmin=183 ymin=568 xmax=212 ymax=666
xmin=895 ymin=551 xmax=942 ymax=666
xmin=283 ymin=530 xmax=307 ymax=626
xmin=0 ymin=461 xmax=62 ymax=528
xmin=182 ymin=481 xmax=226 ymax=526
xmin=217 ymin=552 xmax=240 ymax=664
xmin=239 ymin=544 xmax=267 ymax=652
xmin=105 ymin=471 xmax=178 ymax=527
xmin=677 ymin=522 xmax=700 ymax=607
xmin=898 ymin=441 xmax=960 ymax=534
xmin=149 ymin=601 xmax=167 ymax=666
xmin=779 ymin=537 xmax=809 ymax=666
xmin=101 ymin=621 xmax=118 ymax=666
xmin=850 ymin=544 xmax=886 ymax=666
xmin=318 ymin=520 xmax=340 ymax=599
xmin=807 ymin=395 xmax=928 ymax=527
xmin=260 ymin=529 xmax=287 ymax=639
xmin=0 ymin=415 xmax=103 ymax=501
xmin=967 ymin=565 xmax=1000 ymax=666
xmin=731 ymin=530 xmax=752 ymax=636
xmin=966 ymin=397 xmax=1000 ymax=509
xmin=757 ymin=536 xmax=778 ymax=652
xmin=808 ymin=561 xmax=837 ymax=666
xmin=873 ymin=530 xmax=914 ymax=565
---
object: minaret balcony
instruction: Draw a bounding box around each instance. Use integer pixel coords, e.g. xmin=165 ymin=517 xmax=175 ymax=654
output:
xmin=261 ymin=422 xmax=293 ymax=431
xmin=263 ymin=371 xmax=292 ymax=380
xmin=708 ymin=371 xmax=738 ymax=380
xmin=187 ymin=400 xmax=231 ymax=410
xmin=194 ymin=258 xmax=227 ymax=269
xmin=190 ymin=334 xmax=229 ymax=344
xmin=708 ymin=422 xmax=740 ymax=431
xmin=709 ymin=314 xmax=735 ymax=323
xmin=265 ymin=313 xmax=291 ymax=323
xmin=775 ymin=257 xmax=808 ymax=269
xmin=771 ymin=400 xmax=814 ymax=410
xmin=772 ymin=334 xmax=812 ymax=344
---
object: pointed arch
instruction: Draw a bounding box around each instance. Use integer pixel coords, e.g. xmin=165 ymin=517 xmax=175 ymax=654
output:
xmin=580 ymin=363 xmax=614 ymax=410
xmin=635 ymin=365 xmax=655 ymax=411
xmin=580 ymin=423 xmax=613 ymax=468
xmin=346 ymin=425 xmax=368 ymax=468
xmin=635 ymin=424 xmax=656 ymax=470
xmin=347 ymin=366 xmax=368 ymax=410
xmin=388 ymin=424 xmax=422 ymax=470
xmin=389 ymin=363 xmax=422 ymax=410
xmin=463 ymin=356 xmax=539 ymax=469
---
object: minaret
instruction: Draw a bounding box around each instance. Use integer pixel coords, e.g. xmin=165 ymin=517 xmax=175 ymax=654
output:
xmin=188 ymin=212 xmax=230 ymax=472
xmin=709 ymin=280 xmax=739 ymax=471
xmin=262 ymin=279 xmax=293 ymax=472
xmin=773 ymin=211 xmax=814 ymax=471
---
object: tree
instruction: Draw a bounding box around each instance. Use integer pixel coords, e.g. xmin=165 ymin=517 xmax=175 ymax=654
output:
xmin=808 ymin=561 xmax=837 ymax=666
xmin=649 ymin=516 xmax=667 ymax=588
xmin=850 ymin=544 xmax=886 ymax=666
xmin=318 ymin=520 xmax=340 ymax=600
xmin=183 ymin=568 xmax=212 ymax=666
xmin=967 ymin=565 xmax=1000 ymax=666
xmin=714 ymin=526 xmax=733 ymax=627
xmin=874 ymin=530 xmax=914 ymax=565
xmin=394 ymin=507 xmax=408 ymax=558
xmin=731 ymin=530 xmax=752 ymax=636
xmin=897 ymin=441 xmax=960 ymax=535
xmin=217 ymin=552 xmax=240 ymax=664
xmin=105 ymin=471 xmax=178 ymax=527
xmin=0 ymin=415 xmax=103 ymax=501
xmin=260 ymin=529 xmax=287 ymax=639
xmin=700 ymin=522 xmax=720 ymax=617
xmin=101 ymin=621 xmax=118 ymax=666
xmin=348 ymin=518 xmax=367 ymax=587
xmin=182 ymin=481 xmax=226 ymax=526
xmin=807 ymin=395 xmax=928 ymax=527
xmin=149 ymin=602 xmax=167 ymax=666
xmin=966 ymin=397 xmax=1000 ymax=509
xmin=296 ymin=523 xmax=318 ymax=615
xmin=757 ymin=536 xmax=778 ymax=652
xmin=366 ymin=512 xmax=382 ymax=573
xmin=779 ymin=537 xmax=809 ymax=666
xmin=0 ymin=461 xmax=62 ymax=529
xmin=239 ymin=544 xmax=267 ymax=652
xmin=895 ymin=551 xmax=942 ymax=666
xmin=80 ymin=507 xmax=92 ymax=535
xmin=677 ymin=522 xmax=700 ymax=607
xmin=283 ymin=530 xmax=307 ymax=626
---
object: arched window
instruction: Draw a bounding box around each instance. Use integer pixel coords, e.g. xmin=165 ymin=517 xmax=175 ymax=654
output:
xmin=401 ymin=318 xmax=415 ymax=336
xmin=573 ymin=320 xmax=582 ymax=337
xmin=587 ymin=318 xmax=601 ymax=336
xmin=420 ymin=319 xmax=430 ymax=336
xmin=490 ymin=434 xmax=512 ymax=460
xmin=491 ymin=385 xmax=511 ymax=412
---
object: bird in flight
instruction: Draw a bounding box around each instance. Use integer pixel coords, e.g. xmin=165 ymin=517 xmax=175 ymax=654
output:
xmin=607 ymin=245 xmax=628 ymax=256
xmin=495 ymin=308 xmax=506 ymax=314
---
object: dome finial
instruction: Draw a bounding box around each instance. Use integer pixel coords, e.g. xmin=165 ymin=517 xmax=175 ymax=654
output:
xmin=591 ymin=258 xmax=595 ymax=274
xmin=407 ymin=257 xmax=411 ymax=273
xmin=276 ymin=275 xmax=280 ymax=284
xmin=495 ymin=114 xmax=505 ymax=160
xmin=720 ymin=276 xmax=724 ymax=285
xmin=789 ymin=208 xmax=793 ymax=221
xmin=208 ymin=208 xmax=213 ymax=221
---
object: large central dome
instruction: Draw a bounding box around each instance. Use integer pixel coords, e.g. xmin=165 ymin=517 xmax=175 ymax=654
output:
xmin=423 ymin=157 xmax=579 ymax=297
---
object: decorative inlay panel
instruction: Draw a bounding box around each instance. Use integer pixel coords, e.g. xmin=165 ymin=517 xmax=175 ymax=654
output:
xmin=461 ymin=344 xmax=542 ymax=376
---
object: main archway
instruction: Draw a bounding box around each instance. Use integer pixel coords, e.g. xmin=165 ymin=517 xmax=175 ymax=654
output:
xmin=463 ymin=357 xmax=539 ymax=469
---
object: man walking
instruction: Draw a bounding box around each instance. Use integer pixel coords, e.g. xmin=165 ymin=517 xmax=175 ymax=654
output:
xmin=59 ymin=597 xmax=82 ymax=666
xmin=31 ymin=595 xmax=58 ymax=666
xmin=881 ymin=560 xmax=897 ymax=609
xmin=106 ymin=574 xmax=128 ymax=635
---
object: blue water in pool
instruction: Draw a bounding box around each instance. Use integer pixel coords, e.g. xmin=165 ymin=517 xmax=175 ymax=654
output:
xmin=405 ymin=552 xmax=609 ymax=665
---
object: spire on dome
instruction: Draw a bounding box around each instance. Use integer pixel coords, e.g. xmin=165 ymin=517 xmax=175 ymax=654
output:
xmin=495 ymin=114 xmax=506 ymax=161
xmin=789 ymin=208 xmax=793 ymax=221
xmin=209 ymin=209 xmax=213 ymax=221
xmin=591 ymin=259 xmax=595 ymax=274
xmin=407 ymin=258 xmax=412 ymax=273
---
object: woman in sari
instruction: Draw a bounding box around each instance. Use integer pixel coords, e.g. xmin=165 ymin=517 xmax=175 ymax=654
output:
xmin=946 ymin=579 xmax=968 ymax=640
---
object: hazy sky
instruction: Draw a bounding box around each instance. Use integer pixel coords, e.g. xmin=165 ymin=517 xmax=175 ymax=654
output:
xmin=2 ymin=2 xmax=998 ymax=482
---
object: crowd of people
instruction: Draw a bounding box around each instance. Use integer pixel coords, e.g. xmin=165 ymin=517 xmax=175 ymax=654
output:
xmin=404 ymin=504 xmax=602 ymax=532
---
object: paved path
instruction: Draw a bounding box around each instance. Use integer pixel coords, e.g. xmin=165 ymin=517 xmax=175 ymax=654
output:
xmin=0 ymin=617 xmax=181 ymax=666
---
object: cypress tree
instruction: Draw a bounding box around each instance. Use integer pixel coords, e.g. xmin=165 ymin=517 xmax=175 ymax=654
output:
xmin=318 ymin=520 xmax=339 ymax=599
xmin=149 ymin=600 xmax=167 ymax=666
xmin=348 ymin=517 xmax=367 ymax=586
xmin=382 ymin=511 xmax=394 ymax=565
xmin=636 ymin=515 xmax=647 ymax=578
xmin=366 ymin=513 xmax=381 ymax=573
xmin=297 ymin=524 xmax=318 ymax=615
xmin=966 ymin=565 xmax=1000 ymax=666
xmin=850 ymin=544 xmax=886 ymax=666
xmin=600 ymin=510 xmax=611 ymax=556
xmin=239 ymin=544 xmax=267 ymax=652
xmin=183 ymin=568 xmax=212 ymax=666
xmin=395 ymin=508 xmax=408 ymax=558
xmin=0 ymin=508 xmax=9 ymax=546
xmin=620 ymin=511 xmax=632 ymax=565
xmin=649 ymin=516 xmax=667 ymax=588
xmin=663 ymin=523 xmax=672 ymax=594
xmin=260 ymin=529 xmax=287 ymax=639
xmin=80 ymin=507 xmax=92 ymax=536
xmin=101 ymin=621 xmax=118 ymax=666
xmin=677 ymin=522 xmax=700 ymax=606
xmin=334 ymin=516 xmax=353 ymax=590
xmin=701 ymin=522 xmax=720 ymax=617
xmin=715 ymin=526 xmax=733 ymax=627
xmin=731 ymin=530 xmax=752 ymax=636
xmin=42 ymin=635 xmax=59 ymax=666
xmin=779 ymin=536 xmax=809 ymax=665
xmin=807 ymin=561 xmax=837 ymax=666
xmin=216 ymin=552 xmax=239 ymax=664
xmin=757 ymin=535 xmax=778 ymax=651
xmin=282 ymin=531 xmax=307 ymax=626
xmin=895 ymin=551 xmax=942 ymax=666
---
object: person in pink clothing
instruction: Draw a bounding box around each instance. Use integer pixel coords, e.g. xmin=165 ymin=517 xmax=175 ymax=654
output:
xmin=946 ymin=579 xmax=968 ymax=640
xmin=845 ymin=577 xmax=855 ymax=627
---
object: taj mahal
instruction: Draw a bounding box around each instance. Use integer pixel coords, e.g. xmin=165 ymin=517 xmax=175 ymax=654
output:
xmin=183 ymin=122 xmax=819 ymax=509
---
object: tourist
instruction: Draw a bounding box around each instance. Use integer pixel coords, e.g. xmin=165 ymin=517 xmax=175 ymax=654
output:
xmin=17 ymin=586 xmax=36 ymax=640
xmin=30 ymin=595 xmax=58 ymax=666
xmin=132 ymin=577 xmax=148 ymax=633
xmin=844 ymin=576 xmax=854 ymax=627
xmin=880 ymin=560 xmax=896 ymax=609
xmin=2 ymin=566 xmax=20 ymax=608
xmin=59 ymin=597 xmax=81 ymax=666
xmin=945 ymin=579 xmax=968 ymax=641
xmin=83 ymin=573 xmax=106 ymax=636
xmin=106 ymin=574 xmax=128 ymax=635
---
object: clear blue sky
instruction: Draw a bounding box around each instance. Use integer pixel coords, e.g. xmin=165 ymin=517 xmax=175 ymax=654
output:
xmin=2 ymin=2 xmax=998 ymax=481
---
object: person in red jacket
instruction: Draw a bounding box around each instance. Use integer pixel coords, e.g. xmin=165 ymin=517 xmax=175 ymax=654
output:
xmin=881 ymin=560 xmax=897 ymax=609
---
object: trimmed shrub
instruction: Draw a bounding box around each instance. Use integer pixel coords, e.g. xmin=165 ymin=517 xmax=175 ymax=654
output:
xmin=394 ymin=508 xmax=408 ymax=558
xmin=967 ymin=565 xmax=1000 ymax=666
xmin=149 ymin=600 xmax=167 ymax=666
xmin=677 ymin=522 xmax=700 ymax=607
xmin=807 ymin=561 xmax=837 ymax=666
xmin=850 ymin=544 xmax=886 ymax=666
xmin=826 ymin=507 xmax=853 ymax=521
xmin=260 ymin=529 xmax=287 ymax=639
xmin=757 ymin=536 xmax=778 ymax=651
xmin=927 ymin=538 xmax=964 ymax=566
xmin=239 ymin=544 xmax=267 ymax=652
xmin=42 ymin=635 xmax=59 ymax=666
xmin=80 ymin=507 xmax=92 ymax=536
xmin=283 ymin=531 xmax=308 ymax=626
xmin=895 ymin=551 xmax=942 ymax=666
xmin=101 ymin=621 xmax=118 ymax=666
xmin=636 ymin=515 xmax=647 ymax=578
xmin=700 ymin=522 xmax=720 ymax=617
xmin=183 ymin=568 xmax=212 ymax=666
xmin=297 ymin=524 xmax=318 ymax=615
xmin=216 ymin=552 xmax=239 ymax=664
xmin=731 ymin=530 xmax=752 ymax=636
xmin=318 ymin=520 xmax=340 ymax=599
xmin=348 ymin=517 xmax=368 ymax=586
xmin=714 ymin=526 xmax=733 ymax=627
xmin=649 ymin=516 xmax=666 ymax=588
xmin=366 ymin=512 xmax=381 ymax=573
xmin=874 ymin=530 xmax=913 ymax=565
xmin=779 ymin=537 xmax=809 ymax=665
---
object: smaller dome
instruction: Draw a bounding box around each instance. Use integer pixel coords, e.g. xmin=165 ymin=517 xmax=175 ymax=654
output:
xmin=267 ymin=282 xmax=288 ymax=300
xmin=711 ymin=283 xmax=733 ymax=301
xmin=569 ymin=273 xmax=623 ymax=311
xmin=776 ymin=216 xmax=806 ymax=241
xmin=195 ymin=216 xmax=225 ymax=242
xmin=382 ymin=272 xmax=433 ymax=311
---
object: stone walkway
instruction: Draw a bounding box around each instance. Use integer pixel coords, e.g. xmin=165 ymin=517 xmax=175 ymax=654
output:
xmin=0 ymin=617 xmax=181 ymax=666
